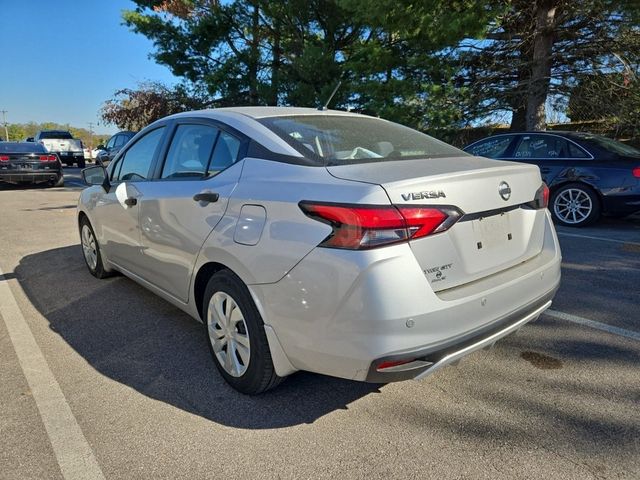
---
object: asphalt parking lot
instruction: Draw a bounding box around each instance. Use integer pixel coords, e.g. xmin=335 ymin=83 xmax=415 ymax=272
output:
xmin=1 ymin=167 xmax=639 ymax=480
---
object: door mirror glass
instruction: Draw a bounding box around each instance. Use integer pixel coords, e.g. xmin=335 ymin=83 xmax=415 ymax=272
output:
xmin=82 ymin=165 xmax=109 ymax=188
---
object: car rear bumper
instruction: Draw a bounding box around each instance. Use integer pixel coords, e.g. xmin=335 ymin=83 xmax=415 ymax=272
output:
xmin=602 ymin=190 xmax=640 ymax=215
xmin=252 ymin=210 xmax=561 ymax=382
xmin=0 ymin=171 xmax=62 ymax=184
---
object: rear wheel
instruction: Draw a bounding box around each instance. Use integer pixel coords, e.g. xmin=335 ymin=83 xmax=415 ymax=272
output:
xmin=550 ymin=183 xmax=601 ymax=227
xmin=50 ymin=175 xmax=64 ymax=188
xmin=203 ymin=270 xmax=283 ymax=394
xmin=79 ymin=217 xmax=111 ymax=278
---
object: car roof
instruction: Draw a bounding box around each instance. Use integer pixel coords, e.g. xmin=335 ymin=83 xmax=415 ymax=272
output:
xmin=169 ymin=106 xmax=363 ymax=120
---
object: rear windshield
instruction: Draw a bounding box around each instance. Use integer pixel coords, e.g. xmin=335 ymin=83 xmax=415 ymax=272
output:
xmin=39 ymin=131 xmax=73 ymax=139
xmin=580 ymin=135 xmax=640 ymax=157
xmin=258 ymin=115 xmax=467 ymax=165
xmin=0 ymin=142 xmax=46 ymax=153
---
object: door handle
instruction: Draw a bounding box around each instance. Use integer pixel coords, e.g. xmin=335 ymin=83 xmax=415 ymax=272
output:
xmin=193 ymin=192 xmax=219 ymax=203
xmin=124 ymin=197 xmax=137 ymax=206
xmin=540 ymin=167 xmax=551 ymax=173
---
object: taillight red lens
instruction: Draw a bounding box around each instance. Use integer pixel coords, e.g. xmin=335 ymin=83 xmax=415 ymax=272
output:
xmin=541 ymin=182 xmax=550 ymax=208
xmin=525 ymin=183 xmax=549 ymax=209
xmin=299 ymin=202 xmax=463 ymax=250
xmin=39 ymin=155 xmax=57 ymax=162
xmin=0 ymin=155 xmax=9 ymax=162
xmin=633 ymin=167 xmax=640 ymax=178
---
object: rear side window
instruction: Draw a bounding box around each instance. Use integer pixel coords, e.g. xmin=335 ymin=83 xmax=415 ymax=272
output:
xmin=208 ymin=132 xmax=240 ymax=175
xmin=568 ymin=143 xmax=590 ymax=159
xmin=466 ymin=136 xmax=513 ymax=158
xmin=113 ymin=127 xmax=165 ymax=181
xmin=162 ymin=124 xmax=219 ymax=179
xmin=514 ymin=135 xmax=570 ymax=159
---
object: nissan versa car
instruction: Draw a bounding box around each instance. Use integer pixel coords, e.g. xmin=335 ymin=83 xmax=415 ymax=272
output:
xmin=464 ymin=132 xmax=640 ymax=227
xmin=78 ymin=107 xmax=561 ymax=394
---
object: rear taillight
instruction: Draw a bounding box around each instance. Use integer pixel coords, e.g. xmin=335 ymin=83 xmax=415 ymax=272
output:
xmin=633 ymin=167 xmax=640 ymax=178
xmin=39 ymin=155 xmax=57 ymax=162
xmin=0 ymin=156 xmax=9 ymax=162
xmin=299 ymin=201 xmax=463 ymax=250
xmin=525 ymin=183 xmax=549 ymax=209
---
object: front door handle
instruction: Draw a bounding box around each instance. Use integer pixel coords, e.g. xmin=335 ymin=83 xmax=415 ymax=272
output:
xmin=193 ymin=192 xmax=219 ymax=203
xmin=124 ymin=197 xmax=137 ymax=206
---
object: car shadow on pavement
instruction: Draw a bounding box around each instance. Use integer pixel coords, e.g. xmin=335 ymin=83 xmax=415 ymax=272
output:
xmin=15 ymin=245 xmax=382 ymax=429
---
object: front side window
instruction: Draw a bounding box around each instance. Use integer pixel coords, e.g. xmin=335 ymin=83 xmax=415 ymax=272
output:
xmin=259 ymin=115 xmax=466 ymax=165
xmin=466 ymin=136 xmax=513 ymax=158
xmin=162 ymin=124 xmax=219 ymax=179
xmin=513 ymin=135 xmax=570 ymax=159
xmin=105 ymin=136 xmax=117 ymax=149
xmin=114 ymin=135 xmax=127 ymax=148
xmin=113 ymin=127 xmax=165 ymax=181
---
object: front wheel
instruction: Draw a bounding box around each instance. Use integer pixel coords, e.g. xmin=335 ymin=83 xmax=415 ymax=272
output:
xmin=550 ymin=183 xmax=601 ymax=227
xmin=204 ymin=270 xmax=284 ymax=394
xmin=79 ymin=217 xmax=112 ymax=278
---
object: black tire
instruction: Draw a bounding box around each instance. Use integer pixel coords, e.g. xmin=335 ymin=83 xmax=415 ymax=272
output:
xmin=77 ymin=158 xmax=86 ymax=168
xmin=79 ymin=216 xmax=112 ymax=279
xmin=51 ymin=175 xmax=64 ymax=188
xmin=203 ymin=270 xmax=283 ymax=395
xmin=550 ymin=183 xmax=601 ymax=227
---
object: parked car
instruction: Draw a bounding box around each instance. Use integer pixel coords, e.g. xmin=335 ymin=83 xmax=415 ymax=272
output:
xmin=78 ymin=107 xmax=561 ymax=394
xmin=464 ymin=132 xmax=640 ymax=226
xmin=0 ymin=141 xmax=64 ymax=187
xmin=34 ymin=130 xmax=85 ymax=167
xmin=95 ymin=131 xmax=136 ymax=167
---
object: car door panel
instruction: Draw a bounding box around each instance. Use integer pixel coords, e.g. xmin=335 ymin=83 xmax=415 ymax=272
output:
xmin=135 ymin=122 xmax=245 ymax=303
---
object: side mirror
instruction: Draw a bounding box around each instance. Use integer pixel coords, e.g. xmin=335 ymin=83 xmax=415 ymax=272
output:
xmin=82 ymin=165 xmax=110 ymax=191
xmin=96 ymin=144 xmax=105 ymax=150
xmin=25 ymin=137 xmax=35 ymax=142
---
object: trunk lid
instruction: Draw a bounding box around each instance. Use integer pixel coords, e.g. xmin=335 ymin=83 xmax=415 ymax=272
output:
xmin=327 ymin=156 xmax=547 ymax=291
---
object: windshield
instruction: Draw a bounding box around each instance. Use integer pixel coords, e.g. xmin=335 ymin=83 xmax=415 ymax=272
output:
xmin=581 ymin=135 xmax=640 ymax=157
xmin=0 ymin=142 xmax=46 ymax=153
xmin=258 ymin=115 xmax=467 ymax=165
xmin=39 ymin=131 xmax=73 ymax=139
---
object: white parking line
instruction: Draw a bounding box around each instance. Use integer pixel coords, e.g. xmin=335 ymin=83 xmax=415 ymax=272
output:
xmin=556 ymin=231 xmax=640 ymax=246
xmin=0 ymin=265 xmax=105 ymax=480
xmin=545 ymin=309 xmax=640 ymax=341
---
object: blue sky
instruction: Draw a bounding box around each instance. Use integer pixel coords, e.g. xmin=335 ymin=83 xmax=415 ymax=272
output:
xmin=0 ymin=0 xmax=178 ymax=134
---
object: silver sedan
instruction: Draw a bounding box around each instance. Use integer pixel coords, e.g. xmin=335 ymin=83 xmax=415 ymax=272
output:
xmin=78 ymin=107 xmax=561 ymax=394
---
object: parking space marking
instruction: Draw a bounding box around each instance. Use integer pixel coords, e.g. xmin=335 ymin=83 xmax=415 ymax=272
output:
xmin=545 ymin=309 xmax=640 ymax=341
xmin=556 ymin=231 xmax=640 ymax=246
xmin=0 ymin=265 xmax=105 ymax=480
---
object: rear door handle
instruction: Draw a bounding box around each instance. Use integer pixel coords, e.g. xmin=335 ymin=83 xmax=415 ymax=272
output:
xmin=124 ymin=197 xmax=137 ymax=206
xmin=193 ymin=192 xmax=219 ymax=203
xmin=540 ymin=167 xmax=551 ymax=173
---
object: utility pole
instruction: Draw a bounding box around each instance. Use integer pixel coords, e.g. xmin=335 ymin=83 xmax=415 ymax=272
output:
xmin=1 ymin=110 xmax=8 ymax=141
xmin=87 ymin=122 xmax=95 ymax=160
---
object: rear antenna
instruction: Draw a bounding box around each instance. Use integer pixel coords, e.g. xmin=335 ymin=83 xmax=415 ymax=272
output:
xmin=319 ymin=72 xmax=346 ymax=111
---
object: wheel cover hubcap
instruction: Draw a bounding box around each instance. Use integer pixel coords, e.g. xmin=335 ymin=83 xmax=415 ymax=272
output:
xmin=207 ymin=292 xmax=251 ymax=377
xmin=554 ymin=189 xmax=592 ymax=224
xmin=81 ymin=225 xmax=98 ymax=270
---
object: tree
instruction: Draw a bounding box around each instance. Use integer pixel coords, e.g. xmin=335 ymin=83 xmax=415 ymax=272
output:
xmin=99 ymin=81 xmax=213 ymax=130
xmin=453 ymin=0 xmax=640 ymax=130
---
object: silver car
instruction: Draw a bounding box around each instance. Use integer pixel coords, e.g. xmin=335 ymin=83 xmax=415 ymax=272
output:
xmin=78 ymin=107 xmax=561 ymax=394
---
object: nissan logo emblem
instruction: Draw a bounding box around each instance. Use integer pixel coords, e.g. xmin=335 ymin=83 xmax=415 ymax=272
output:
xmin=498 ymin=181 xmax=511 ymax=201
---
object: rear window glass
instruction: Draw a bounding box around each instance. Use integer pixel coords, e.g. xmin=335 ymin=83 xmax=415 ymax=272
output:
xmin=259 ymin=115 xmax=466 ymax=165
xmin=0 ymin=142 xmax=46 ymax=153
xmin=38 ymin=131 xmax=73 ymax=139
